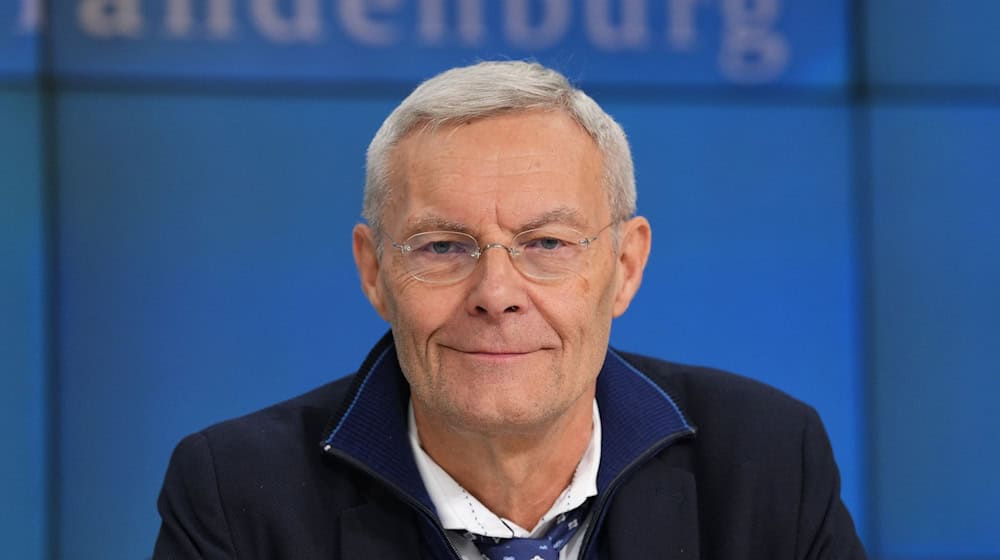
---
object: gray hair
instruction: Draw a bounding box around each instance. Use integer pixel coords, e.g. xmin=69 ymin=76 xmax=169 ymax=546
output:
xmin=363 ymin=61 xmax=636 ymax=237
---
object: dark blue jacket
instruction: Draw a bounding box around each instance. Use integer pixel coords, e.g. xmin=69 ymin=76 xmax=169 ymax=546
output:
xmin=154 ymin=332 xmax=866 ymax=559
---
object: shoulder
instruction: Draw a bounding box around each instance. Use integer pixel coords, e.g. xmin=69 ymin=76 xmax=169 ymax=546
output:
xmin=157 ymin=375 xmax=383 ymax=557
xmin=607 ymin=355 xmax=865 ymax=555
xmin=162 ymin=374 xmax=360 ymax=496
xmin=159 ymin=374 xmax=367 ymax=529
xmin=183 ymin=374 xmax=357 ymax=459
xmin=613 ymin=350 xmax=822 ymax=451
xmin=615 ymin=350 xmax=812 ymax=413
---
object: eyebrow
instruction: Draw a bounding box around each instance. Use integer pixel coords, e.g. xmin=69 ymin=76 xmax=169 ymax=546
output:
xmin=403 ymin=216 xmax=473 ymax=236
xmin=403 ymin=207 xmax=589 ymax=237
xmin=518 ymin=207 xmax=589 ymax=231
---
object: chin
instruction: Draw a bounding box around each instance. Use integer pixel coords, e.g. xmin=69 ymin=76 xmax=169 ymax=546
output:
xmin=447 ymin=395 xmax=565 ymax=434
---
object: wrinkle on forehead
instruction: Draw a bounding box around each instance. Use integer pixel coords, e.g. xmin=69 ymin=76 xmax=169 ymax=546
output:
xmin=386 ymin=111 xmax=608 ymax=237
xmin=401 ymin=207 xmax=590 ymax=239
xmin=401 ymin=152 xmax=588 ymax=183
xmin=398 ymin=112 xmax=599 ymax=177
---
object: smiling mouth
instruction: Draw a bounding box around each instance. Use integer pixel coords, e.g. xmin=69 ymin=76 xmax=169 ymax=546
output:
xmin=442 ymin=345 xmax=544 ymax=357
xmin=461 ymin=349 xmax=533 ymax=356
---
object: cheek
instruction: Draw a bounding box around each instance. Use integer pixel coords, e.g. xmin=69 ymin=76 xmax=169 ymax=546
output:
xmin=564 ymin=262 xmax=618 ymax=337
xmin=383 ymin=275 xmax=464 ymax=350
xmin=380 ymin=267 xmax=427 ymax=318
xmin=592 ymin=252 xmax=621 ymax=305
xmin=533 ymin=281 xmax=593 ymax=341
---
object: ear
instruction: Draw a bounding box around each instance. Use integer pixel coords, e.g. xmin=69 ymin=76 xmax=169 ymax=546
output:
xmin=611 ymin=216 xmax=652 ymax=317
xmin=353 ymin=224 xmax=391 ymax=321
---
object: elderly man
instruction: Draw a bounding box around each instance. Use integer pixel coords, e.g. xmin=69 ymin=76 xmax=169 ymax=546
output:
xmin=154 ymin=61 xmax=866 ymax=559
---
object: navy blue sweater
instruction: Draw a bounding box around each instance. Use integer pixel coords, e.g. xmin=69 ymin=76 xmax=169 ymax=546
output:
xmin=154 ymin=332 xmax=866 ymax=559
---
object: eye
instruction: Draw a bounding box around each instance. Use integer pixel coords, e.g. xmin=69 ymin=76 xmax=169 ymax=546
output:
xmin=410 ymin=234 xmax=475 ymax=256
xmin=520 ymin=232 xmax=576 ymax=253
xmin=431 ymin=240 xmax=456 ymax=254
xmin=532 ymin=237 xmax=565 ymax=251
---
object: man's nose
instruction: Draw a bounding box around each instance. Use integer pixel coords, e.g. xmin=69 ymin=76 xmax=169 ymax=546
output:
xmin=465 ymin=244 xmax=527 ymax=318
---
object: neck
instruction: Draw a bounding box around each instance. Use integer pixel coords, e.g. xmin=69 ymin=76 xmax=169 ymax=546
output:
xmin=414 ymin=394 xmax=595 ymax=530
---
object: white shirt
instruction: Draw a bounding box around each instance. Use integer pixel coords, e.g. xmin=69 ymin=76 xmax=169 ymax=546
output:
xmin=408 ymin=401 xmax=602 ymax=560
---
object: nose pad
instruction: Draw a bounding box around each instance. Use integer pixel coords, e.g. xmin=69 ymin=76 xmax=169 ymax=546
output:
xmin=475 ymin=243 xmax=518 ymax=276
xmin=476 ymin=243 xmax=518 ymax=270
xmin=478 ymin=242 xmax=516 ymax=257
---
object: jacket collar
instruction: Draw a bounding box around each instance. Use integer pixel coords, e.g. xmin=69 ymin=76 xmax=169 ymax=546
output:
xmin=320 ymin=331 xmax=695 ymax=514
xmin=594 ymin=347 xmax=695 ymax=491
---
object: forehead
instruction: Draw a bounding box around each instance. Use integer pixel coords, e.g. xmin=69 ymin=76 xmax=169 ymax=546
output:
xmin=388 ymin=111 xmax=608 ymax=231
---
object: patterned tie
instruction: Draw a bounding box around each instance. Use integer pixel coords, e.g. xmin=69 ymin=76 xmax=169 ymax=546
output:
xmin=465 ymin=499 xmax=592 ymax=560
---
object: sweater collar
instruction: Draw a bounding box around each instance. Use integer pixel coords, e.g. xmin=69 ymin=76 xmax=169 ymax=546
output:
xmin=320 ymin=331 xmax=694 ymax=513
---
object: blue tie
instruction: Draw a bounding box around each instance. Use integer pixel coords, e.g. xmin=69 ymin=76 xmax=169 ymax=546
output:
xmin=465 ymin=499 xmax=592 ymax=560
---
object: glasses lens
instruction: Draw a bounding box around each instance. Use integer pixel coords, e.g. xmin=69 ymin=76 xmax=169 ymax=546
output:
xmin=402 ymin=231 xmax=478 ymax=283
xmin=512 ymin=227 xmax=589 ymax=279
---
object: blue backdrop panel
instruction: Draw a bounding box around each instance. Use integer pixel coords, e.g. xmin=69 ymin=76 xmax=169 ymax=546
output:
xmin=0 ymin=2 xmax=38 ymax=78
xmin=0 ymin=89 xmax=47 ymax=560
xmin=55 ymin=92 xmax=394 ymax=559
xmin=870 ymin=105 xmax=1000 ymax=556
xmin=55 ymin=90 xmax=865 ymax=557
xmin=606 ymin=102 xmax=864 ymax=535
xmin=48 ymin=0 xmax=847 ymax=86
xmin=866 ymin=0 xmax=1000 ymax=87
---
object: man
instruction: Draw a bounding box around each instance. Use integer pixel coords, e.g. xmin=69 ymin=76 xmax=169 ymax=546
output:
xmin=154 ymin=61 xmax=866 ymax=559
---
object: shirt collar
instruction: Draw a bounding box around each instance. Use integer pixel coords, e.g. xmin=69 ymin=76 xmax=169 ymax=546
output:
xmin=408 ymin=400 xmax=601 ymax=539
xmin=320 ymin=332 xmax=694 ymax=520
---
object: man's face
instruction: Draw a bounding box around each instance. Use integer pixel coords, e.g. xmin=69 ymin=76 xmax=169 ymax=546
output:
xmin=354 ymin=110 xmax=650 ymax=436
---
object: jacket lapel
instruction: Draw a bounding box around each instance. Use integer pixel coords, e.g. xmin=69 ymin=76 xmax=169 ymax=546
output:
xmin=602 ymin=465 xmax=700 ymax=559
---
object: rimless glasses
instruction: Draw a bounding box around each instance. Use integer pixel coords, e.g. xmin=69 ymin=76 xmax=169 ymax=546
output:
xmin=388 ymin=223 xmax=616 ymax=284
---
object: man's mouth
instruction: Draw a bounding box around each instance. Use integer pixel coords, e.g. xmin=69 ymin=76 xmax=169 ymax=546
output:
xmin=442 ymin=344 xmax=545 ymax=356
xmin=456 ymin=348 xmax=533 ymax=356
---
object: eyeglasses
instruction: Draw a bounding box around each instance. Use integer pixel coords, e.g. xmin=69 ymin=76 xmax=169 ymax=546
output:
xmin=388 ymin=223 xmax=616 ymax=284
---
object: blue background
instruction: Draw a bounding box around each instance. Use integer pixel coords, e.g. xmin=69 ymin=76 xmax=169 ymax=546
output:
xmin=1 ymin=1 xmax=998 ymax=559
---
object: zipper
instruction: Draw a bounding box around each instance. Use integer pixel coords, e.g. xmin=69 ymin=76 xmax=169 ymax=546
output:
xmin=577 ymin=428 xmax=696 ymax=558
xmin=322 ymin=445 xmax=464 ymax=560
